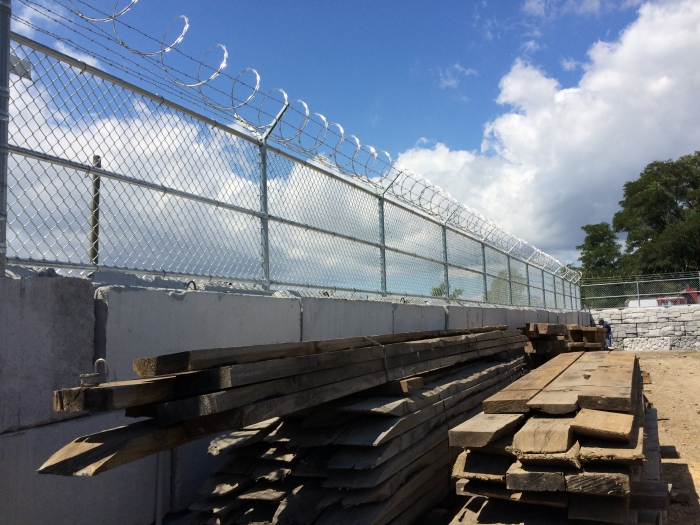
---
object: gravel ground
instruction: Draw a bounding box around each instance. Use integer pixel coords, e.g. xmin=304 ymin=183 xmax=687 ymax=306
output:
xmin=637 ymin=351 xmax=700 ymax=525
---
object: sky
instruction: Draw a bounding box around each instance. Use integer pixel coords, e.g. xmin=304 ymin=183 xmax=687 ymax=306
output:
xmin=11 ymin=0 xmax=700 ymax=265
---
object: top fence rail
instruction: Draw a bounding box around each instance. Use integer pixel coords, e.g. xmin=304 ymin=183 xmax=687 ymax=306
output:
xmin=2 ymin=2 xmax=581 ymax=308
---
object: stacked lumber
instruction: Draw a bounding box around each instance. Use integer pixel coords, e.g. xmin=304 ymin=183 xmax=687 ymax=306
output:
xmin=187 ymin=356 xmax=527 ymax=525
xmin=521 ymin=323 xmax=572 ymax=356
xmin=568 ymin=324 xmax=606 ymax=350
xmin=40 ymin=327 xmax=529 ymax=477
xmin=448 ymin=351 xmax=669 ymax=524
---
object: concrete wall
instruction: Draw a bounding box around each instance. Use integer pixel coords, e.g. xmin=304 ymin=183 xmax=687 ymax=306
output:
xmin=0 ymin=277 xmax=94 ymax=433
xmin=1 ymin=276 xmax=588 ymax=525
xmin=95 ymin=286 xmax=302 ymax=382
xmin=592 ymin=305 xmax=700 ymax=351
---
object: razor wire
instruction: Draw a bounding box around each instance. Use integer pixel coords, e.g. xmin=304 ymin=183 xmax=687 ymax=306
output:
xmin=3 ymin=3 xmax=581 ymax=307
xmin=37 ymin=0 xmax=580 ymax=283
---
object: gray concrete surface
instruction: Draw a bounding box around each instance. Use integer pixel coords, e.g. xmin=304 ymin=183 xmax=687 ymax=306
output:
xmin=301 ymin=297 xmax=393 ymax=340
xmin=446 ymin=306 xmax=483 ymax=329
xmin=482 ymin=307 xmax=508 ymax=327
xmin=0 ymin=276 xmax=94 ymax=433
xmin=0 ymin=412 xmax=163 ymax=525
xmin=392 ymin=303 xmax=446 ymax=333
xmin=95 ymin=286 xmax=302 ymax=381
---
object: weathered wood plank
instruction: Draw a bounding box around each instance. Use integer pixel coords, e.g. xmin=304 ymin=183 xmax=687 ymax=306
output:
xmin=565 ymin=465 xmax=631 ymax=496
xmin=452 ymin=450 xmax=514 ymax=483
xmin=449 ymin=412 xmax=526 ymax=449
xmin=455 ymin=479 xmax=569 ymax=508
xmin=134 ymin=326 xmax=509 ymax=376
xmin=578 ymin=352 xmax=638 ymax=412
xmin=511 ymin=417 xmax=574 ymax=454
xmin=571 ymin=408 xmax=635 ymax=443
xmin=483 ymin=352 xmax=583 ymax=413
xmin=506 ymin=461 xmax=566 ymax=492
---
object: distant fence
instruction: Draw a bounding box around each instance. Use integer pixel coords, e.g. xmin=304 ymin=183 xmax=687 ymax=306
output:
xmin=580 ymin=272 xmax=700 ymax=309
xmin=3 ymin=31 xmax=580 ymax=308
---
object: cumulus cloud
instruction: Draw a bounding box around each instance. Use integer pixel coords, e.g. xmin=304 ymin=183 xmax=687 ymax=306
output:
xmin=560 ymin=57 xmax=579 ymax=71
xmin=398 ymin=0 xmax=700 ymax=263
xmin=438 ymin=63 xmax=477 ymax=89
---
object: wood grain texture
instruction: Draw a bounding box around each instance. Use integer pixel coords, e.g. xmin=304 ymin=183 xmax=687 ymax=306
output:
xmin=505 ymin=461 xmax=566 ymax=492
xmin=571 ymin=408 xmax=635 ymax=443
xmin=448 ymin=412 xmax=526 ymax=449
xmin=452 ymin=450 xmax=515 ymax=483
xmin=511 ymin=417 xmax=574 ymax=454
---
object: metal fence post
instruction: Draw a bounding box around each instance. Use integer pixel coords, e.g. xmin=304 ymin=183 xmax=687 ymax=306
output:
xmin=378 ymin=197 xmax=387 ymax=295
xmin=636 ymin=278 xmax=641 ymax=307
xmin=526 ymin=264 xmax=531 ymax=307
xmin=88 ymin=154 xmax=101 ymax=265
xmin=0 ymin=0 xmax=10 ymax=277
xmin=481 ymin=242 xmax=488 ymax=302
xmin=541 ymin=269 xmax=547 ymax=308
xmin=258 ymin=142 xmax=270 ymax=291
xmin=442 ymin=224 xmax=449 ymax=299
xmin=506 ymin=255 xmax=513 ymax=306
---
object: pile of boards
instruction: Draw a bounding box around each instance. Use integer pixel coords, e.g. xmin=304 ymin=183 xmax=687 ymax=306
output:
xmin=448 ymin=350 xmax=667 ymax=524
xmin=188 ymin=355 xmax=527 ymax=525
xmin=40 ymin=326 xmax=529 ymax=478
xmin=522 ymin=323 xmax=605 ymax=363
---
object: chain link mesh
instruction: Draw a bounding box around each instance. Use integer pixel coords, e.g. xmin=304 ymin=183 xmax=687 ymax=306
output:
xmin=5 ymin=37 xmax=581 ymax=308
xmin=581 ymin=273 xmax=700 ymax=309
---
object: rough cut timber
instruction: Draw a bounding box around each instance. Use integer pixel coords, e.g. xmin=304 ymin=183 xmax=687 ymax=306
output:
xmin=483 ymin=352 xmax=583 ymax=413
xmin=448 ymin=413 xmax=526 ymax=449
xmin=506 ymin=461 xmax=566 ymax=492
xmin=134 ymin=326 xmax=507 ymax=376
xmin=526 ymin=351 xmax=608 ymax=414
xmin=571 ymin=408 xmax=635 ymax=443
xmin=510 ymin=417 xmax=574 ymax=454
xmin=565 ymin=465 xmax=631 ymax=497
xmin=578 ymin=351 xmax=638 ymax=413
xmin=452 ymin=450 xmax=515 ymax=483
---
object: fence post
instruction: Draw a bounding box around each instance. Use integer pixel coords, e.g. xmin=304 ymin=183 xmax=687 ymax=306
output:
xmin=481 ymin=243 xmax=488 ymax=303
xmin=258 ymin=142 xmax=270 ymax=291
xmin=526 ymin=264 xmax=531 ymax=307
xmin=88 ymin=154 xmax=101 ymax=265
xmin=507 ymin=255 xmax=513 ymax=306
xmin=541 ymin=269 xmax=547 ymax=308
xmin=378 ymin=197 xmax=387 ymax=295
xmin=636 ymin=278 xmax=641 ymax=307
xmin=0 ymin=0 xmax=10 ymax=277
xmin=442 ymin=224 xmax=449 ymax=299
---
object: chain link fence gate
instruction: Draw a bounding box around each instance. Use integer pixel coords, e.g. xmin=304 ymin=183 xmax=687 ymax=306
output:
xmin=1 ymin=18 xmax=581 ymax=308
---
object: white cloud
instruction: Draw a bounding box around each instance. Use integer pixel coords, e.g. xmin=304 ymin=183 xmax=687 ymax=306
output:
xmin=561 ymin=57 xmax=579 ymax=70
xmin=398 ymin=0 xmax=700 ymax=264
xmin=438 ymin=63 xmax=477 ymax=89
xmin=54 ymin=42 xmax=103 ymax=69
xmin=521 ymin=40 xmax=542 ymax=53
xmin=523 ymin=0 xmax=547 ymax=17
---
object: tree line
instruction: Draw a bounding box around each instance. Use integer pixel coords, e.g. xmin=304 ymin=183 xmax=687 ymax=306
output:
xmin=576 ymin=151 xmax=700 ymax=278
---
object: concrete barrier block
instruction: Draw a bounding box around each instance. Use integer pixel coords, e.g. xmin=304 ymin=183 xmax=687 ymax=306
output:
xmin=522 ymin=309 xmax=537 ymax=324
xmin=0 ymin=412 xmax=162 ymax=525
xmin=446 ymin=306 xmax=483 ymax=329
xmin=301 ymin=298 xmax=393 ymax=340
xmin=393 ymin=304 xmax=446 ymax=333
xmin=0 ymin=277 xmax=95 ymax=433
xmin=96 ymin=287 xmax=302 ymax=382
xmin=506 ymin=309 xmax=524 ymax=330
xmin=548 ymin=311 xmax=558 ymax=324
xmin=483 ymin=307 xmax=507 ymax=327
xmin=536 ymin=310 xmax=549 ymax=323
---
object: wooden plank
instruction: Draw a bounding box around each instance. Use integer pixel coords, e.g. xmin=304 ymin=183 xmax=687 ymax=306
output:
xmin=452 ymin=450 xmax=514 ymax=483
xmin=53 ymin=377 xmax=176 ymax=413
xmin=197 ymin=474 xmax=252 ymax=497
xmin=483 ymin=352 xmax=583 ymax=413
xmin=448 ymin=413 xmax=526 ymax=449
xmin=455 ymin=479 xmax=569 ymax=508
xmin=568 ymin=494 xmax=631 ymax=524
xmin=571 ymin=408 xmax=635 ymax=443
xmin=536 ymin=323 xmax=568 ymax=336
xmin=526 ymin=351 xmax=608 ymax=414
xmin=578 ymin=352 xmax=638 ymax=412
xmin=208 ymin=418 xmax=280 ymax=456
xmin=511 ymin=417 xmax=574 ymax=454
xmin=379 ymin=377 xmax=424 ymax=396
xmin=134 ymin=326 xmax=509 ymax=376
xmin=506 ymin=461 xmax=566 ymax=492
xmin=513 ymin=441 xmax=581 ymax=469
xmin=565 ymin=465 xmax=631 ymax=496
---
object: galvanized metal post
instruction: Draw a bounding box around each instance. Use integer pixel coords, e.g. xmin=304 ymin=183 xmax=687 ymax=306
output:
xmin=88 ymin=154 xmax=101 ymax=265
xmin=378 ymin=197 xmax=387 ymax=295
xmin=636 ymin=278 xmax=641 ymax=307
xmin=258 ymin=142 xmax=270 ymax=291
xmin=442 ymin=224 xmax=449 ymax=299
xmin=0 ymin=0 xmax=10 ymax=277
xmin=526 ymin=264 xmax=531 ymax=307
xmin=481 ymin=242 xmax=488 ymax=303
xmin=541 ymin=269 xmax=547 ymax=308
xmin=506 ymin=255 xmax=513 ymax=306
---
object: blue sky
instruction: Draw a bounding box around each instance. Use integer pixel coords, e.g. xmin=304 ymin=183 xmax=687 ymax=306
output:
xmin=12 ymin=0 xmax=700 ymax=264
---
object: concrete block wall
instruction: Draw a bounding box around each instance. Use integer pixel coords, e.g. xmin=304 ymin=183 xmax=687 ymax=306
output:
xmin=1 ymin=276 xmax=586 ymax=525
xmin=591 ymin=305 xmax=700 ymax=351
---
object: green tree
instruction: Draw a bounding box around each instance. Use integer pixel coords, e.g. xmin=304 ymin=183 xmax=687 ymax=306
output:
xmin=576 ymin=223 xmax=621 ymax=274
xmin=430 ymin=282 xmax=463 ymax=299
xmin=612 ymin=151 xmax=700 ymax=272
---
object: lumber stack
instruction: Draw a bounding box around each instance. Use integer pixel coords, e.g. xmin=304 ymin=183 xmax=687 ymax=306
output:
xmin=40 ymin=327 xmax=529 ymax=477
xmin=448 ymin=351 xmax=668 ymax=524
xmin=521 ymin=323 xmax=604 ymax=366
xmin=568 ymin=324 xmax=606 ymax=350
xmin=187 ymin=356 xmax=527 ymax=525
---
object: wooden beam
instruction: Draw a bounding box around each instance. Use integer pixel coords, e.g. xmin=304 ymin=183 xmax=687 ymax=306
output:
xmin=578 ymin=352 xmax=638 ymax=413
xmin=448 ymin=412 xmax=526 ymax=448
xmin=511 ymin=417 xmax=574 ymax=454
xmin=571 ymin=408 xmax=635 ymax=443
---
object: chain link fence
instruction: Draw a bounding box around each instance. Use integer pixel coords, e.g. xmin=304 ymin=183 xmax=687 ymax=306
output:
xmin=3 ymin=33 xmax=581 ymax=308
xmin=580 ymin=273 xmax=700 ymax=309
